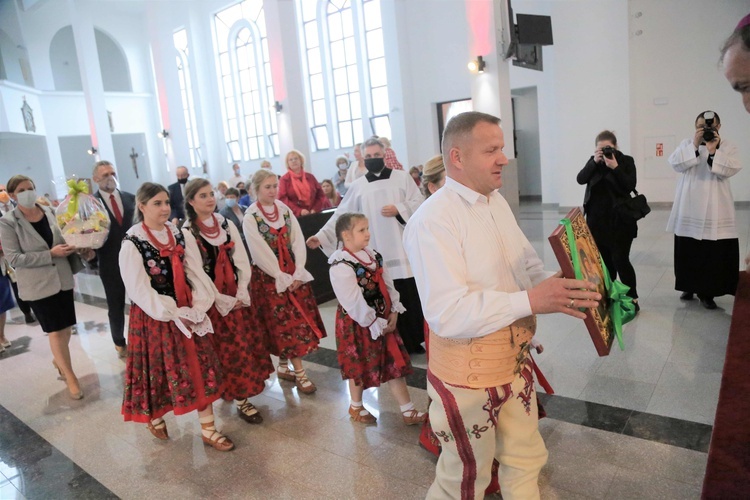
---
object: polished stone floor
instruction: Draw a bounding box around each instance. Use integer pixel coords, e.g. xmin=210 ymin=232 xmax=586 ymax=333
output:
xmin=1 ymin=204 xmax=743 ymax=499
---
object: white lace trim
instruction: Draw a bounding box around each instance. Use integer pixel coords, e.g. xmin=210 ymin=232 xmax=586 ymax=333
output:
xmin=368 ymin=317 xmax=389 ymax=340
xmin=174 ymin=307 xmax=213 ymax=338
xmin=327 ymin=247 xmax=377 ymax=268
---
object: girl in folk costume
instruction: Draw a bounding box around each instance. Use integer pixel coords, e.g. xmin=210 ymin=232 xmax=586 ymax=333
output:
xmin=119 ymin=183 xmax=234 ymax=452
xmin=329 ymin=213 xmax=426 ymax=425
xmin=243 ymin=170 xmax=326 ymax=394
xmin=181 ymin=179 xmax=274 ymax=424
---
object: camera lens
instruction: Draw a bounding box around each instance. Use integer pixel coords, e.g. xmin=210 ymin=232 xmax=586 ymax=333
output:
xmin=702 ymin=128 xmax=715 ymax=142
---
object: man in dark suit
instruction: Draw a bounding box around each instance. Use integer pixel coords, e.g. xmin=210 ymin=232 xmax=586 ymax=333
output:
xmin=0 ymin=183 xmax=35 ymax=323
xmin=92 ymin=161 xmax=135 ymax=358
xmin=168 ymin=166 xmax=189 ymax=224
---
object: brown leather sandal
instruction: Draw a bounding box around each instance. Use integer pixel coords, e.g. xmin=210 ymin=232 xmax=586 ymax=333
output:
xmin=147 ymin=420 xmax=169 ymax=440
xmin=201 ymin=425 xmax=235 ymax=452
xmin=402 ymin=409 xmax=427 ymax=426
xmin=237 ymin=401 xmax=263 ymax=424
xmin=294 ymin=370 xmax=317 ymax=394
xmin=349 ymin=405 xmax=377 ymax=424
xmin=276 ymin=364 xmax=296 ymax=382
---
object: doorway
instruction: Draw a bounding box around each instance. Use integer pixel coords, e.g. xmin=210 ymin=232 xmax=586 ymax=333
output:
xmin=511 ymin=87 xmax=541 ymax=200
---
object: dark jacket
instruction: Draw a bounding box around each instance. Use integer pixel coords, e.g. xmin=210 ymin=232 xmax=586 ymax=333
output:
xmin=577 ymin=150 xmax=637 ymax=238
xmin=219 ymin=205 xmax=250 ymax=258
xmin=95 ymin=190 xmax=135 ymax=272
xmin=167 ymin=182 xmax=186 ymax=220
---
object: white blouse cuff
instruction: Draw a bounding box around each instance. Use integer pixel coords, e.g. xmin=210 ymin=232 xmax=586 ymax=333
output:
xmin=292 ymin=268 xmax=314 ymax=284
xmin=368 ymin=317 xmax=389 ymax=340
xmin=275 ymin=272 xmax=294 ymax=293
xmin=176 ymin=307 xmax=214 ymax=337
xmin=236 ymin=289 xmax=252 ymax=307
xmin=215 ymin=293 xmax=237 ymax=317
xmin=391 ymin=301 xmax=406 ymax=314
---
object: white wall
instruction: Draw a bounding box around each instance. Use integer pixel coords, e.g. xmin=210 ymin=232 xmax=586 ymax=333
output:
xmin=396 ymin=0 xmax=473 ymax=167
xmin=0 ymin=134 xmax=55 ymax=195
xmin=628 ymin=0 xmax=750 ymax=202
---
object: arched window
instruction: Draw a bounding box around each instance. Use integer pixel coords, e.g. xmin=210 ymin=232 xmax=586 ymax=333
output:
xmin=297 ymin=0 xmax=390 ymax=151
xmin=214 ymin=0 xmax=278 ymax=162
xmin=173 ymin=29 xmax=202 ymax=169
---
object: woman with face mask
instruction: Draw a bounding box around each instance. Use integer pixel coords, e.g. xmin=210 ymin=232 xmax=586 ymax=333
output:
xmin=0 ymin=175 xmax=84 ymax=399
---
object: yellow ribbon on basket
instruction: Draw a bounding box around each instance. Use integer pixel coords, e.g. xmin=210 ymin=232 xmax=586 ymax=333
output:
xmin=65 ymin=179 xmax=89 ymax=219
xmin=561 ymin=218 xmax=634 ymax=350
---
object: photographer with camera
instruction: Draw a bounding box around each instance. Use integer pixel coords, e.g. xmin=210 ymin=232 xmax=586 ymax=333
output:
xmin=668 ymin=111 xmax=741 ymax=309
xmin=577 ymin=130 xmax=640 ymax=311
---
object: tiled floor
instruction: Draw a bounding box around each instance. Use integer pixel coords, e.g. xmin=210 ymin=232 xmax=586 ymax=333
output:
xmin=1 ymin=203 xmax=741 ymax=499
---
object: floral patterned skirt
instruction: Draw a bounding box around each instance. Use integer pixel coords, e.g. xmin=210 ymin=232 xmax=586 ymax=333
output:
xmin=335 ymin=306 xmax=413 ymax=389
xmin=207 ymin=305 xmax=274 ymax=400
xmin=122 ymin=304 xmax=222 ymax=423
xmin=250 ymin=266 xmax=326 ymax=359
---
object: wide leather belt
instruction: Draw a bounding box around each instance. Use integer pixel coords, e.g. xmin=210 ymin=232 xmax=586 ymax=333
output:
xmin=429 ymin=316 xmax=537 ymax=389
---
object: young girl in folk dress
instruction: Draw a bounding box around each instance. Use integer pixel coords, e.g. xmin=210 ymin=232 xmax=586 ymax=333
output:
xmin=182 ymin=179 xmax=274 ymax=424
xmin=119 ymin=183 xmax=234 ymax=452
xmin=243 ymin=170 xmax=326 ymax=394
xmin=329 ymin=213 xmax=426 ymax=425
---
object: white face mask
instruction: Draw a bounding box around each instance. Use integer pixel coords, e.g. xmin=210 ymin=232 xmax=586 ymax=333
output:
xmin=16 ymin=190 xmax=37 ymax=208
xmin=98 ymin=176 xmax=118 ymax=193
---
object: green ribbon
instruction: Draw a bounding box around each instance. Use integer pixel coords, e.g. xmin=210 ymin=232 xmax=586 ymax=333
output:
xmin=65 ymin=179 xmax=89 ymax=219
xmin=561 ymin=218 xmax=634 ymax=351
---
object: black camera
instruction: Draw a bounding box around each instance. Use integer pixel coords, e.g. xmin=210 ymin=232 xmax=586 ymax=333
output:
xmin=602 ymin=146 xmax=616 ymax=159
xmin=702 ymin=111 xmax=717 ymax=142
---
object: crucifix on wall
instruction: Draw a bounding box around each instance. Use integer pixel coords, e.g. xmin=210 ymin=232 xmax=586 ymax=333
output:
xmin=130 ymin=147 xmax=139 ymax=178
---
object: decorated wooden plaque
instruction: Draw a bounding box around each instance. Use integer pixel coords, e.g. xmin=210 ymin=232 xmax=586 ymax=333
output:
xmin=548 ymin=207 xmax=614 ymax=356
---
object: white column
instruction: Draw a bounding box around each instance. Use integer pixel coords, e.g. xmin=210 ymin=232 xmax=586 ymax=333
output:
xmin=467 ymin=0 xmax=519 ymax=216
xmin=146 ymin=1 xmax=190 ymax=182
xmin=66 ymin=0 xmax=114 ymax=165
xmin=264 ymin=0 xmax=311 ymax=164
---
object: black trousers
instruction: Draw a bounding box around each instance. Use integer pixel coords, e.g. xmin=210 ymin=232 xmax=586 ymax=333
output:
xmin=100 ymin=269 xmax=127 ymax=347
xmin=592 ymin=228 xmax=638 ymax=299
xmin=674 ymin=235 xmax=738 ymax=298
xmin=10 ymin=280 xmax=32 ymax=316
xmin=393 ymin=277 xmax=425 ymax=353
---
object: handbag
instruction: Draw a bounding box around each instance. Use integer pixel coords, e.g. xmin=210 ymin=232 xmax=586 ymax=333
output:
xmin=614 ymin=189 xmax=650 ymax=222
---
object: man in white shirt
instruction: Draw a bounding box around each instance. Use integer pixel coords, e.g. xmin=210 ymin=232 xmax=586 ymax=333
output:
xmin=228 ymin=163 xmax=244 ymax=188
xmin=93 ymin=161 xmax=136 ymax=358
xmin=307 ymin=137 xmax=426 ymax=353
xmin=403 ymin=111 xmax=600 ymax=499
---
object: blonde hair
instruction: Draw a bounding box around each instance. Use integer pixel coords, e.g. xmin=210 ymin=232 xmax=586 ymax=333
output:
xmin=421 ymin=155 xmax=446 ymax=199
xmin=285 ymin=149 xmax=306 ymax=170
xmin=251 ymin=169 xmax=278 ymax=198
xmin=379 ymin=137 xmax=392 ymax=149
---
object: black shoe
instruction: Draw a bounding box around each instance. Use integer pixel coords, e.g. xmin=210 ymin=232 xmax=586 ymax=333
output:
xmin=680 ymin=292 xmax=694 ymax=301
xmin=24 ymin=313 xmax=36 ymax=324
xmin=633 ymin=302 xmax=640 ymax=314
xmin=699 ymin=297 xmax=717 ymax=310
xmin=409 ymin=345 xmax=426 ymax=355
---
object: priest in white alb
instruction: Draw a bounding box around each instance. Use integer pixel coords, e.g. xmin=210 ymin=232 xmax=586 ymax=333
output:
xmin=307 ymin=137 xmax=426 ymax=353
